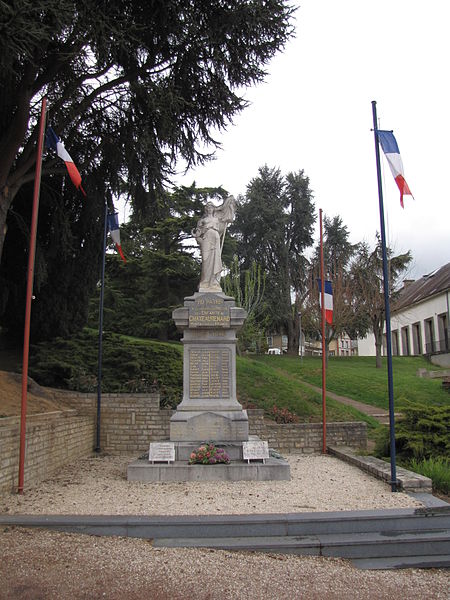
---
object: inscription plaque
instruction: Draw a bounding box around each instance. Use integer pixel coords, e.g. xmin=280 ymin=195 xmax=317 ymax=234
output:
xmin=189 ymin=295 xmax=230 ymax=328
xmin=149 ymin=442 xmax=175 ymax=463
xmin=189 ymin=348 xmax=230 ymax=399
xmin=242 ymin=441 xmax=269 ymax=463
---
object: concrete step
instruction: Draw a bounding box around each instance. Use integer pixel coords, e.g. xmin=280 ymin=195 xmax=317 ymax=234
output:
xmin=352 ymin=554 xmax=450 ymax=570
xmin=2 ymin=508 xmax=449 ymax=569
xmin=154 ymin=535 xmax=321 ymax=554
xmin=153 ymin=530 xmax=450 ymax=560
xmin=320 ymin=530 xmax=450 ymax=559
xmin=2 ymin=507 xmax=449 ymax=540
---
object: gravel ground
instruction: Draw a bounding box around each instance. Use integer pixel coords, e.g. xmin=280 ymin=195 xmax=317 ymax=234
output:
xmin=1 ymin=453 xmax=448 ymax=599
xmin=1 ymin=528 xmax=449 ymax=600
xmin=0 ymin=453 xmax=425 ymax=515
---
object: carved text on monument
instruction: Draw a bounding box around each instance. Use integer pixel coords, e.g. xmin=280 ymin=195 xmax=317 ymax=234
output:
xmin=189 ymin=348 xmax=230 ymax=399
xmin=189 ymin=296 xmax=230 ymax=329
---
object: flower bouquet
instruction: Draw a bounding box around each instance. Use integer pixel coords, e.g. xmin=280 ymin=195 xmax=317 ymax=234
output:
xmin=189 ymin=442 xmax=230 ymax=465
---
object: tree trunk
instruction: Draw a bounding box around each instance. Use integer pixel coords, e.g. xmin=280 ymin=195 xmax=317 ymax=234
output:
xmin=373 ymin=322 xmax=383 ymax=369
xmin=0 ymin=189 xmax=13 ymax=264
xmin=287 ymin=315 xmax=298 ymax=356
xmin=375 ymin=342 xmax=383 ymax=369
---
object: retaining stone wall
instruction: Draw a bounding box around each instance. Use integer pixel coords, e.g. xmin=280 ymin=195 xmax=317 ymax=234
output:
xmin=0 ymin=410 xmax=93 ymax=495
xmin=54 ymin=391 xmax=171 ymax=454
xmin=52 ymin=392 xmax=367 ymax=455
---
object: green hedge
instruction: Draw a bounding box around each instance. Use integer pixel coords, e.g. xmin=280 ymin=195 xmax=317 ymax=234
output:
xmin=29 ymin=329 xmax=183 ymax=407
xmin=375 ymin=400 xmax=450 ymax=460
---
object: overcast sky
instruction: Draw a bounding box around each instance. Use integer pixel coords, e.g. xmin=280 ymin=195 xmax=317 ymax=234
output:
xmin=174 ymin=0 xmax=450 ymax=281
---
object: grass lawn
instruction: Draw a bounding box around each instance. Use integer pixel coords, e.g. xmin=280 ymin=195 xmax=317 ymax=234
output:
xmin=252 ymin=354 xmax=450 ymax=411
xmin=236 ymin=356 xmax=380 ymax=429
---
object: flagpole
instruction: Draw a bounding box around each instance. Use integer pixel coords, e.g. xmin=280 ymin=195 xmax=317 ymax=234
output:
xmin=95 ymin=201 xmax=108 ymax=453
xmin=372 ymin=100 xmax=398 ymax=492
xmin=319 ymin=208 xmax=327 ymax=454
xmin=18 ymin=96 xmax=47 ymax=494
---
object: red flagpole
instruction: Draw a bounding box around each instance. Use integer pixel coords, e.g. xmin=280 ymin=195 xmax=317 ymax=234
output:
xmin=18 ymin=96 xmax=47 ymax=494
xmin=319 ymin=208 xmax=327 ymax=454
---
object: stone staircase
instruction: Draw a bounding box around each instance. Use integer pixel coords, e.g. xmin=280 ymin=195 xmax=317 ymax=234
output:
xmin=150 ymin=507 xmax=450 ymax=570
xmin=2 ymin=506 xmax=449 ymax=570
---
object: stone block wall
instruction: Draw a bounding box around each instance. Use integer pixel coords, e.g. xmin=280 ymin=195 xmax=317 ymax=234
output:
xmin=52 ymin=394 xmax=367 ymax=455
xmin=247 ymin=408 xmax=366 ymax=454
xmin=262 ymin=420 xmax=367 ymax=454
xmin=55 ymin=391 xmax=171 ymax=453
xmin=0 ymin=410 xmax=93 ymax=495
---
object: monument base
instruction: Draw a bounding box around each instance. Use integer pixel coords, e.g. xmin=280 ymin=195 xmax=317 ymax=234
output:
xmin=127 ymin=457 xmax=290 ymax=482
xmin=170 ymin=409 xmax=249 ymax=442
xmin=127 ymin=437 xmax=291 ymax=482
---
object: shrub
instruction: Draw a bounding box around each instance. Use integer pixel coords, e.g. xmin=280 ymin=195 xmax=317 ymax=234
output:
xmin=29 ymin=329 xmax=183 ymax=405
xmin=270 ymin=405 xmax=299 ymax=424
xmin=409 ymin=457 xmax=450 ymax=495
xmin=375 ymin=401 xmax=450 ymax=461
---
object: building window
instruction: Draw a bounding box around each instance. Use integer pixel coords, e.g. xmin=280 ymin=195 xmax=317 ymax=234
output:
xmin=424 ymin=318 xmax=435 ymax=353
xmin=412 ymin=322 xmax=422 ymax=355
xmin=401 ymin=326 xmax=410 ymax=356
xmin=391 ymin=330 xmax=399 ymax=356
xmin=437 ymin=313 xmax=449 ymax=352
xmin=267 ymin=336 xmax=273 ymax=347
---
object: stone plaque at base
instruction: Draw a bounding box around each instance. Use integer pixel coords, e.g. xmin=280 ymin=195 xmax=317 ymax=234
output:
xmin=243 ymin=441 xmax=269 ymax=463
xmin=149 ymin=442 xmax=175 ymax=464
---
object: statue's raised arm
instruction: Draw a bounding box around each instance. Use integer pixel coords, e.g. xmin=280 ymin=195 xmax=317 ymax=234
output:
xmin=194 ymin=195 xmax=236 ymax=293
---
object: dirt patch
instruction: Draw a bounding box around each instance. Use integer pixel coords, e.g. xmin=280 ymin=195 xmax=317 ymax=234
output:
xmin=0 ymin=370 xmax=71 ymax=418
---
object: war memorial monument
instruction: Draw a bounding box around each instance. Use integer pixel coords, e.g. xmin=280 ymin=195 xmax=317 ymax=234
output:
xmin=128 ymin=196 xmax=290 ymax=482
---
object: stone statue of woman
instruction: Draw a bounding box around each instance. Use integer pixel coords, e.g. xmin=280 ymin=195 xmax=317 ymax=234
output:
xmin=193 ymin=195 xmax=236 ymax=293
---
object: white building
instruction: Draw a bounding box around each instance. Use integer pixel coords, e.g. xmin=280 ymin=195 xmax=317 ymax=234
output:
xmin=358 ymin=262 xmax=450 ymax=362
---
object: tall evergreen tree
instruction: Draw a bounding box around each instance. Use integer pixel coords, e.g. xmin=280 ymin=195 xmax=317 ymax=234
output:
xmin=0 ymin=1 xmax=295 ymax=340
xmin=0 ymin=173 xmax=104 ymax=340
xmin=0 ymin=0 xmax=296 ymax=262
xmin=232 ymin=166 xmax=315 ymax=355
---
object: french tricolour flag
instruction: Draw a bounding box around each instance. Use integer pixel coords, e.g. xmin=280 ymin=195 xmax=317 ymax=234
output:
xmin=377 ymin=130 xmax=413 ymax=208
xmin=45 ymin=127 xmax=86 ymax=196
xmin=318 ymin=279 xmax=333 ymax=325
xmin=107 ymin=212 xmax=126 ymax=263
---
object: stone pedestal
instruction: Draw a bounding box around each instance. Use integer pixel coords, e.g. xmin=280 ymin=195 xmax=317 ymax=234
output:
xmin=127 ymin=291 xmax=290 ymax=482
xmin=170 ymin=292 xmax=248 ymax=443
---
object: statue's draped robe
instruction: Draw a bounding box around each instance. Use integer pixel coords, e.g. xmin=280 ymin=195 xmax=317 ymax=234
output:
xmin=197 ymin=216 xmax=222 ymax=291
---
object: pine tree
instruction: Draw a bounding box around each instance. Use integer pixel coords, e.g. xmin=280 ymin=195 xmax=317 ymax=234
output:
xmin=232 ymin=166 xmax=315 ymax=355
